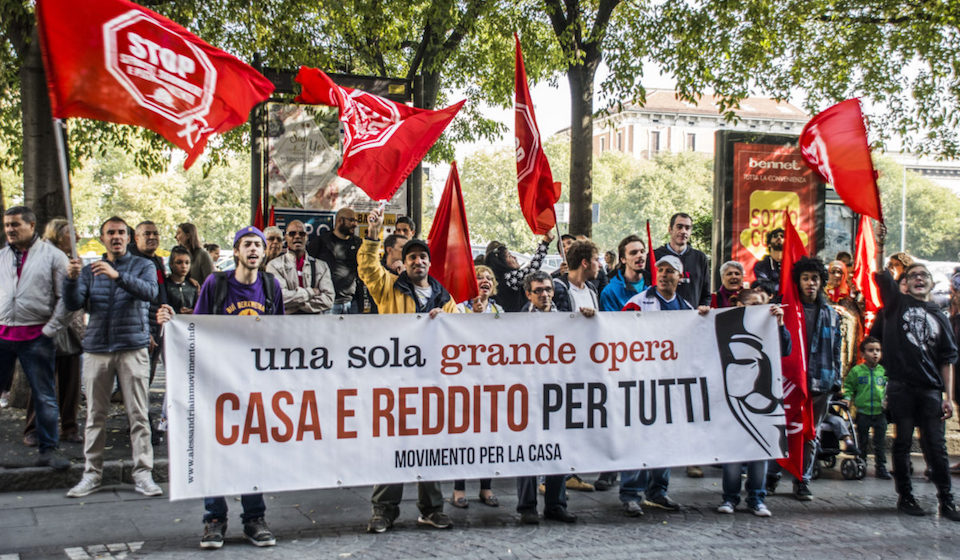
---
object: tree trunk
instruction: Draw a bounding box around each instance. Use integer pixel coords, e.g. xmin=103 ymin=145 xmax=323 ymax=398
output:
xmin=21 ymin=29 xmax=66 ymax=232
xmin=567 ymin=61 xmax=597 ymax=238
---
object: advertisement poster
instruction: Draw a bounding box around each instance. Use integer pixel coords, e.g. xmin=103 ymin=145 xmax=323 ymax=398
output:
xmin=732 ymin=143 xmax=818 ymax=284
xmin=265 ymin=102 xmax=407 ymax=214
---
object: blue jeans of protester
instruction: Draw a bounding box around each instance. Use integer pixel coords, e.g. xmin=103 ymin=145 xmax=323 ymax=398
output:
xmin=203 ymin=494 xmax=266 ymax=523
xmin=331 ymin=301 xmax=357 ymax=315
xmin=0 ymin=335 xmax=59 ymax=452
xmin=619 ymin=468 xmax=670 ymax=503
xmin=721 ymin=460 xmax=767 ymax=507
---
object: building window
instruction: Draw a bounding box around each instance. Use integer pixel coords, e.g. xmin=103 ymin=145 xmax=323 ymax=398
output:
xmin=686 ymin=133 xmax=696 ymax=152
xmin=651 ymin=131 xmax=661 ymax=154
xmin=617 ymin=131 xmax=623 ymax=151
xmin=599 ymin=136 xmax=606 ymax=152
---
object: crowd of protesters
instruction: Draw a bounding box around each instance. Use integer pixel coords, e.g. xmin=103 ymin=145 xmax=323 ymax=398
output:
xmin=3 ymin=203 xmax=960 ymax=550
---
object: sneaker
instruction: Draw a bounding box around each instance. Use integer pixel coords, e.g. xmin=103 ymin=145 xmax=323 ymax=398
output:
xmin=242 ymin=518 xmax=276 ymax=547
xmin=716 ymin=501 xmax=735 ymax=514
xmin=644 ymin=495 xmax=681 ymax=511
xmin=622 ymin=501 xmax=644 ymax=517
xmin=940 ymin=498 xmax=960 ymax=521
xmin=200 ymin=519 xmax=226 ymax=549
xmin=750 ymin=503 xmax=772 ymax=517
xmin=897 ymin=494 xmax=926 ymax=516
xmin=133 ymin=473 xmax=162 ymax=497
xmin=876 ymin=466 xmax=892 ymax=480
xmin=765 ymin=473 xmax=780 ymax=494
xmin=66 ymin=474 xmax=102 ymax=498
xmin=594 ymin=475 xmax=616 ymax=491
xmin=417 ymin=511 xmax=452 ymax=529
xmin=565 ymin=476 xmax=595 ymax=492
xmin=686 ymin=466 xmax=704 ymax=478
xmin=36 ymin=449 xmax=70 ymax=470
xmin=793 ymin=481 xmax=813 ymax=502
xmin=367 ymin=513 xmax=392 ymax=533
xmin=519 ymin=511 xmax=540 ymax=525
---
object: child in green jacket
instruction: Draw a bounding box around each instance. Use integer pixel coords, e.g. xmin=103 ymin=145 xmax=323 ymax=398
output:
xmin=842 ymin=337 xmax=890 ymax=479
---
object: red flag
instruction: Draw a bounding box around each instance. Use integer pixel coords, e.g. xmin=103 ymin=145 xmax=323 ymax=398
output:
xmin=854 ymin=215 xmax=882 ymax=329
xmin=253 ymin=203 xmax=264 ymax=230
xmin=646 ymin=220 xmax=657 ymax=287
xmin=776 ymin=211 xmax=811 ymax=479
xmin=295 ymin=67 xmax=464 ymax=202
xmin=35 ymin=0 xmax=274 ymax=169
xmin=799 ymin=99 xmax=883 ymax=222
xmin=515 ymin=34 xmax=561 ymax=235
xmin=428 ymin=162 xmax=478 ymax=304
xmin=267 ymin=206 xmax=276 ymax=227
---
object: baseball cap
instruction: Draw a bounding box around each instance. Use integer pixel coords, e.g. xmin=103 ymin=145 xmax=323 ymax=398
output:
xmin=233 ymin=226 xmax=266 ymax=247
xmin=401 ymin=238 xmax=431 ymax=260
xmin=655 ymin=255 xmax=683 ymax=274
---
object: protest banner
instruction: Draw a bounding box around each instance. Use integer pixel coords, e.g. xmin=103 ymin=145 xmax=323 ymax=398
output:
xmin=164 ymin=306 xmax=786 ymax=500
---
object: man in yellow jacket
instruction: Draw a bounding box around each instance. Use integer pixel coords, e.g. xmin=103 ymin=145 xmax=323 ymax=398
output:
xmin=360 ymin=208 xmax=458 ymax=533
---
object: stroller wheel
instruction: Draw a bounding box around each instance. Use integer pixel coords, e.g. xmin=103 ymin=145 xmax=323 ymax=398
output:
xmin=811 ymin=462 xmax=822 ymax=480
xmin=823 ymin=455 xmax=836 ymax=469
xmin=841 ymin=458 xmax=859 ymax=480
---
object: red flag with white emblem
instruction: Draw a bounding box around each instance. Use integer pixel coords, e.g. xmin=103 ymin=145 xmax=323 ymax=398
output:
xmin=776 ymin=211 xmax=811 ymax=479
xmin=35 ymin=0 xmax=274 ymax=169
xmin=799 ymin=99 xmax=883 ymax=222
xmin=428 ymin=162 xmax=478 ymax=304
xmin=515 ymin=33 xmax=561 ymax=235
xmin=295 ymin=67 xmax=464 ymax=202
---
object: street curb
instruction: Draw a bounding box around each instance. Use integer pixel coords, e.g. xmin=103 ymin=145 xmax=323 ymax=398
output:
xmin=0 ymin=459 xmax=168 ymax=493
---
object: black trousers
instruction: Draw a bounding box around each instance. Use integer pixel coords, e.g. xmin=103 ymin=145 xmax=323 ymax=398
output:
xmin=516 ymin=475 xmax=566 ymax=513
xmin=855 ymin=412 xmax=887 ymax=468
xmin=887 ymin=382 xmax=952 ymax=499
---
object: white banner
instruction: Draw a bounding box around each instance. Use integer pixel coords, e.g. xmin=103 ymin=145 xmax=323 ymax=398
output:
xmin=164 ymin=307 xmax=786 ymax=500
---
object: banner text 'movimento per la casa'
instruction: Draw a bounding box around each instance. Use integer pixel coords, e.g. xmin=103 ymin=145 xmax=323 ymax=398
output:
xmin=164 ymin=306 xmax=786 ymax=500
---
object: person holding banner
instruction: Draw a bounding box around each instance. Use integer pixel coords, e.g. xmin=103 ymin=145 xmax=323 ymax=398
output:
xmin=159 ymin=225 xmax=283 ymax=548
xmin=619 ymin=255 xmax=708 ymax=515
xmin=360 ymin=208 xmax=458 ymax=532
xmin=516 ymin=270 xmax=587 ymax=524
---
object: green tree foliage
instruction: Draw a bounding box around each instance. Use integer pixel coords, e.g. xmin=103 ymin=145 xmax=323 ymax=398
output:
xmin=874 ymin=156 xmax=960 ymax=261
xmin=650 ymin=0 xmax=960 ymax=158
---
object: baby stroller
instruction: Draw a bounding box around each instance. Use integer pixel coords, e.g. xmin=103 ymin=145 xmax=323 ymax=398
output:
xmin=811 ymin=400 xmax=866 ymax=480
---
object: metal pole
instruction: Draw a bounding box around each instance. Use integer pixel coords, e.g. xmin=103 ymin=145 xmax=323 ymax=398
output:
xmin=901 ymin=166 xmax=906 ymax=252
xmin=52 ymin=118 xmax=77 ymax=258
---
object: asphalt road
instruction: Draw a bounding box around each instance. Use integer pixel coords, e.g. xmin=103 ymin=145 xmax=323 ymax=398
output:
xmin=2 ymin=458 xmax=959 ymax=560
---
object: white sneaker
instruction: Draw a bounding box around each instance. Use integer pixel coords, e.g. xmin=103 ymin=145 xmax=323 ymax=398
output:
xmin=750 ymin=503 xmax=772 ymax=517
xmin=716 ymin=501 xmax=735 ymax=514
xmin=133 ymin=473 xmax=162 ymax=497
xmin=67 ymin=474 xmax=102 ymax=498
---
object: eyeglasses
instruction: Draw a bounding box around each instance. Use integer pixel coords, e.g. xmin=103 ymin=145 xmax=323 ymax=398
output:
xmin=266 ymin=236 xmax=283 ymax=242
xmin=530 ymin=287 xmax=554 ymax=295
xmin=907 ymin=272 xmax=931 ymax=281
xmin=286 ymin=231 xmax=306 ymax=237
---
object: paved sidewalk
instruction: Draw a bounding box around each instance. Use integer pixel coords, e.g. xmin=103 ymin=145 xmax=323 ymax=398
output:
xmin=2 ymin=459 xmax=960 ymax=559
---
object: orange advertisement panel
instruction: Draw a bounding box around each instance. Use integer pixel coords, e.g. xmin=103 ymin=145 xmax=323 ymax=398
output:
xmin=732 ymin=143 xmax=818 ymax=284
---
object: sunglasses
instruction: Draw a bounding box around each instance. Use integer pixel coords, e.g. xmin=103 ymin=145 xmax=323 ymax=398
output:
xmin=530 ymin=287 xmax=554 ymax=295
xmin=286 ymin=231 xmax=307 ymax=238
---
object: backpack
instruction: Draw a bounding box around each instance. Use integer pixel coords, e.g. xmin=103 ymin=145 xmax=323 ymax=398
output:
xmin=211 ymin=271 xmax=276 ymax=315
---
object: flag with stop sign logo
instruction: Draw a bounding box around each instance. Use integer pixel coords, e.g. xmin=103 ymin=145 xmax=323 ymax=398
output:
xmin=35 ymin=0 xmax=274 ymax=169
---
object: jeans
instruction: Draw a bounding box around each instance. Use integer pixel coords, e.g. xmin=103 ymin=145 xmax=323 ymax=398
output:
xmin=855 ymin=412 xmax=887 ymax=468
xmin=203 ymin=494 xmax=265 ymax=523
xmin=517 ymin=475 xmax=566 ymax=512
xmin=722 ymin=461 xmax=767 ymax=507
xmin=331 ymin=301 xmax=357 ymax=315
xmin=887 ymin=382 xmax=952 ymax=499
xmin=801 ymin=393 xmax=832 ymax=482
xmin=453 ymin=478 xmax=491 ymax=491
xmin=619 ymin=468 xmax=670 ymax=503
xmin=0 ymin=335 xmax=59 ymax=452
